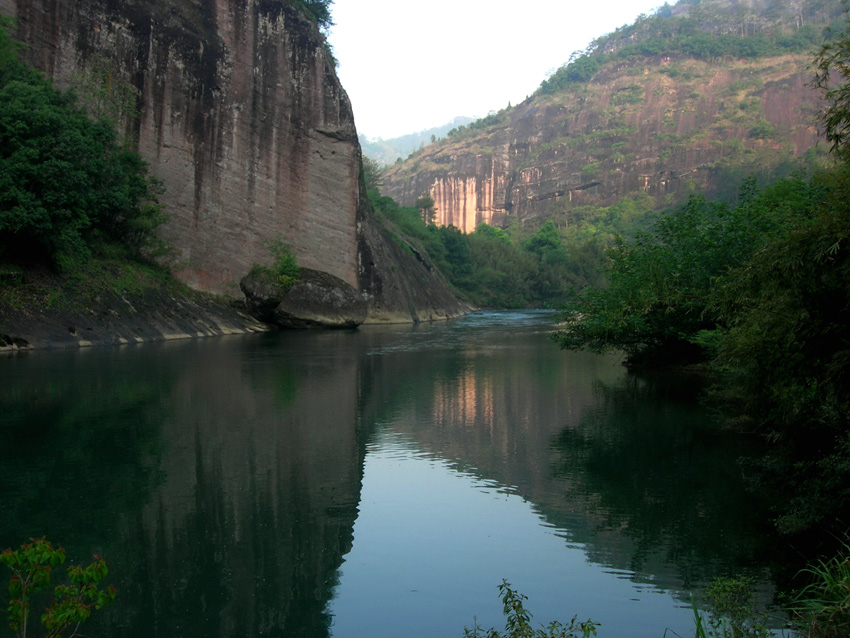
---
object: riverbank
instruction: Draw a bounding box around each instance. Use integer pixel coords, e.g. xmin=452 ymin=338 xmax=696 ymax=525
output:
xmin=0 ymin=260 xmax=269 ymax=352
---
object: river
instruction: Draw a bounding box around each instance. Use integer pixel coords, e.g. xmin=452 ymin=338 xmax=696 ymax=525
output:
xmin=0 ymin=310 xmax=786 ymax=638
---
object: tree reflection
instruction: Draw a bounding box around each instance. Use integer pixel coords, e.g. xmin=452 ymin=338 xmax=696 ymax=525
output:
xmin=548 ymin=370 xmax=783 ymax=589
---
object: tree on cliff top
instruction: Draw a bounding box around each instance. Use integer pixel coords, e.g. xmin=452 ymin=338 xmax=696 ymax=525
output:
xmin=292 ymin=0 xmax=334 ymax=29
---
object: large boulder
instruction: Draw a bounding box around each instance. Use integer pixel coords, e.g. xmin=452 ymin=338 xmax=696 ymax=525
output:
xmin=239 ymin=268 xmax=287 ymax=322
xmin=240 ymin=267 xmax=367 ymax=329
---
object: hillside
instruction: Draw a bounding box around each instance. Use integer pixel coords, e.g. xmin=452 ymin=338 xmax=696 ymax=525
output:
xmin=359 ymin=116 xmax=475 ymax=165
xmin=381 ymin=0 xmax=843 ymax=233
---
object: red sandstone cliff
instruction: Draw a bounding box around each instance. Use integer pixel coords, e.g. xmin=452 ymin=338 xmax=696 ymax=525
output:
xmin=382 ymin=54 xmax=823 ymax=233
xmin=0 ymin=0 xmax=469 ymax=322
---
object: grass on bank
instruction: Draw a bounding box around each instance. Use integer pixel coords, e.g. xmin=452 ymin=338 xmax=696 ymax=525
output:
xmin=0 ymin=256 xmax=178 ymax=315
xmin=467 ymin=550 xmax=850 ymax=638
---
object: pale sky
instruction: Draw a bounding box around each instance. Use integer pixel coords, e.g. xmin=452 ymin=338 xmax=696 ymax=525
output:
xmin=328 ymin=0 xmax=665 ymax=140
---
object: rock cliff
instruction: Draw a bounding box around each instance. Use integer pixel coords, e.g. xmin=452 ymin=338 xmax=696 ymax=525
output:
xmin=0 ymin=0 xmax=468 ymax=323
xmin=382 ymin=54 xmax=822 ymax=233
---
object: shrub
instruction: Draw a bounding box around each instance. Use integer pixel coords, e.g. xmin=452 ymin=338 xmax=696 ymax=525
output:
xmin=1 ymin=538 xmax=116 ymax=638
xmin=791 ymin=547 xmax=850 ymax=638
xmin=249 ymin=237 xmax=301 ymax=294
xmin=463 ymin=580 xmax=597 ymax=638
xmin=0 ymin=18 xmax=164 ymax=269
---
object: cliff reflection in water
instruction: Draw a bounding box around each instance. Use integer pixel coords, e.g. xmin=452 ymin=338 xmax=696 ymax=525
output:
xmin=292 ymin=317 xmax=773 ymax=606
xmin=348 ymin=314 xmax=779 ymax=600
xmin=0 ymin=334 xmax=365 ymax=638
xmin=0 ymin=312 xmax=785 ymax=638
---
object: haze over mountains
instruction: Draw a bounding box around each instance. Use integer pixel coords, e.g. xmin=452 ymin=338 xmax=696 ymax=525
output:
xmin=359 ymin=117 xmax=476 ymax=166
xmin=378 ymin=0 xmax=841 ymax=233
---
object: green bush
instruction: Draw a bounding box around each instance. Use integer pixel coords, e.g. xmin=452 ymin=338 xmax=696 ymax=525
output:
xmin=0 ymin=16 xmax=164 ymax=269
xmin=463 ymin=581 xmax=597 ymax=638
xmin=791 ymin=546 xmax=850 ymax=638
xmin=1 ymin=538 xmax=116 ymax=638
xmin=249 ymin=237 xmax=301 ymax=294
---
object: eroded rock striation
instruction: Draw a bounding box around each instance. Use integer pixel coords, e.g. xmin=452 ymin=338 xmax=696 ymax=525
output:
xmin=382 ymin=55 xmax=822 ymax=233
xmin=0 ymin=0 xmax=469 ymax=324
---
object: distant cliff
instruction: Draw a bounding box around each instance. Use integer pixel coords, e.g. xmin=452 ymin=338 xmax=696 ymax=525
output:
xmin=382 ymin=54 xmax=821 ymax=233
xmin=0 ymin=0 xmax=468 ymax=323
xmin=381 ymin=0 xmax=838 ymax=233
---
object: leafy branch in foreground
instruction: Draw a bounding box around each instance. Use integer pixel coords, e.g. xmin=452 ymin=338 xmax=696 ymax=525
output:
xmin=1 ymin=538 xmax=116 ymax=638
xmin=463 ymin=580 xmax=598 ymax=638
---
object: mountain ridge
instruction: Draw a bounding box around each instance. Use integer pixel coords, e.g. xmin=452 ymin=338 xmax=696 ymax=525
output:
xmin=381 ymin=0 xmax=841 ymax=233
xmin=359 ymin=116 xmax=476 ymax=165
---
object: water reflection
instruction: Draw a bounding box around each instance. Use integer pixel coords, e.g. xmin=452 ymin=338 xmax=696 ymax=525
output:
xmin=1 ymin=337 xmax=363 ymax=638
xmin=546 ymin=371 xmax=778 ymax=591
xmin=0 ymin=312 xmax=786 ymax=638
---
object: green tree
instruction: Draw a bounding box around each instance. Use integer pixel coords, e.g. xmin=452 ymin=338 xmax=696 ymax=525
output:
xmin=361 ymin=155 xmax=383 ymax=192
xmin=710 ymin=167 xmax=850 ymax=534
xmin=464 ymin=226 xmax=537 ymax=308
xmin=0 ymin=16 xmax=164 ymax=269
xmin=437 ymin=225 xmax=472 ymax=280
xmin=523 ymin=220 xmax=571 ymax=306
xmin=474 ymin=223 xmax=511 ymax=244
xmin=813 ymin=7 xmax=850 ymax=157
xmin=415 ymin=194 xmax=436 ymax=225
xmin=1 ymin=538 xmax=116 ymax=638
xmin=292 ymin=0 xmax=333 ymax=29
xmin=554 ymin=176 xmax=818 ymax=366
xmin=523 ymin=220 xmax=561 ymax=258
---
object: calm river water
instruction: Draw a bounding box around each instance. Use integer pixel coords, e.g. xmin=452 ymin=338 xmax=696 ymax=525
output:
xmin=0 ymin=310 xmax=786 ymax=638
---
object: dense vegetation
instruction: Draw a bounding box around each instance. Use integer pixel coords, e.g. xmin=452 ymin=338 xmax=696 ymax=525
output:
xmin=538 ymin=0 xmax=843 ymax=95
xmin=554 ymin=6 xmax=850 ymax=539
xmin=366 ymin=150 xmax=668 ymax=309
xmin=0 ymin=17 xmax=164 ymax=272
xmin=364 ymin=158 xmax=594 ymax=308
xmin=291 ymin=0 xmax=334 ymax=30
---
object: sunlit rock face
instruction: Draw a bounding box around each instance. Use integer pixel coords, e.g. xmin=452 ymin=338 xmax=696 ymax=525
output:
xmin=382 ymin=56 xmax=822 ymax=233
xmin=0 ymin=0 xmax=471 ymax=322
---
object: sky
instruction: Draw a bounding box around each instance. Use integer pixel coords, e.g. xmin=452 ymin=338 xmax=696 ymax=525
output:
xmin=327 ymin=0 xmax=666 ymax=140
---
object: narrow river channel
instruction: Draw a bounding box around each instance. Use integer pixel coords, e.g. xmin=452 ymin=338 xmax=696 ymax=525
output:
xmin=0 ymin=310 xmax=785 ymax=638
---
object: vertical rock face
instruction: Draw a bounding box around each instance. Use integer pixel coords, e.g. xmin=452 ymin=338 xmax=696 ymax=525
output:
xmin=1 ymin=0 xmax=359 ymax=296
xmin=382 ymin=56 xmax=822 ymax=232
xmin=0 ymin=0 xmax=470 ymax=321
